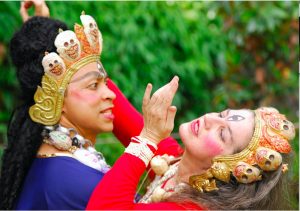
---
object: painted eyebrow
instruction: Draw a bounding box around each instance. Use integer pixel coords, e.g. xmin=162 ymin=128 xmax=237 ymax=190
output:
xmin=69 ymin=71 xmax=105 ymax=84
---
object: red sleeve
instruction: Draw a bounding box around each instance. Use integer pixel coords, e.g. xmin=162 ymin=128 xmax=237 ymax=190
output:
xmin=107 ymin=79 xmax=183 ymax=157
xmin=86 ymin=152 xmax=201 ymax=210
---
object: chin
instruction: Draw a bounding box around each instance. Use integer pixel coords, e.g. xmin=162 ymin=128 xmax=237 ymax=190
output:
xmin=98 ymin=123 xmax=113 ymax=133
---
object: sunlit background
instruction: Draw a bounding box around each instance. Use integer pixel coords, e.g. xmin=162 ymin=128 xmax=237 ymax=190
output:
xmin=0 ymin=1 xmax=298 ymax=209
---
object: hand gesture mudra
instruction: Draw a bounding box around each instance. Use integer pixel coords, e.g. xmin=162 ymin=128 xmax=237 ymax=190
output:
xmin=140 ymin=76 xmax=179 ymax=144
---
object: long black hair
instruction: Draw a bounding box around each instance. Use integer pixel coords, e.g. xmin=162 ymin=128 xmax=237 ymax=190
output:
xmin=0 ymin=17 xmax=68 ymax=209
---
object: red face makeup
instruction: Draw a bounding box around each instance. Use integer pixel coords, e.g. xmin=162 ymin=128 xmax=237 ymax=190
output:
xmin=70 ymin=89 xmax=98 ymax=104
xmin=203 ymin=134 xmax=223 ymax=156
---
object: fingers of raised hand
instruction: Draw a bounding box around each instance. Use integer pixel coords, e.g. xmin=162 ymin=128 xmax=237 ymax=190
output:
xmin=20 ymin=1 xmax=30 ymax=22
xmin=33 ymin=0 xmax=50 ymax=17
xmin=140 ymin=76 xmax=179 ymax=144
xmin=163 ymin=78 xmax=178 ymax=106
xmin=20 ymin=0 xmax=50 ymax=23
xmin=154 ymin=76 xmax=179 ymax=104
xmin=142 ymin=83 xmax=152 ymax=114
xmin=145 ymin=76 xmax=179 ymax=122
xmin=165 ymin=106 xmax=177 ymax=133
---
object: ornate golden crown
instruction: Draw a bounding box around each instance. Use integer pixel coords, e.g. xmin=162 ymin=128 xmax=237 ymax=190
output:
xmin=189 ymin=107 xmax=295 ymax=192
xmin=29 ymin=12 xmax=104 ymax=125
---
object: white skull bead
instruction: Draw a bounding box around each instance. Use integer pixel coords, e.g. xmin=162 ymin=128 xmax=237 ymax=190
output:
xmin=54 ymin=30 xmax=81 ymax=61
xmin=42 ymin=52 xmax=66 ymax=78
xmin=80 ymin=14 xmax=103 ymax=53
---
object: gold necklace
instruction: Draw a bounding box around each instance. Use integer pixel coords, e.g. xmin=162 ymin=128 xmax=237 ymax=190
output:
xmin=37 ymin=152 xmax=75 ymax=158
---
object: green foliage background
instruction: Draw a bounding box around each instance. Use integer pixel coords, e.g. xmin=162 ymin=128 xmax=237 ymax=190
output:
xmin=0 ymin=1 xmax=298 ymax=209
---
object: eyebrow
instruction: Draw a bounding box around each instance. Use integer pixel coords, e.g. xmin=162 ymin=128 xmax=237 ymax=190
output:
xmin=69 ymin=71 xmax=105 ymax=84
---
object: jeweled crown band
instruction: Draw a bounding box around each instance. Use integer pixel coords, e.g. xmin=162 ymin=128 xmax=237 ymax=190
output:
xmin=29 ymin=12 xmax=105 ymax=125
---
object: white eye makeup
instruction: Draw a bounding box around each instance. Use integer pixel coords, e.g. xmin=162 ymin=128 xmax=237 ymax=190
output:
xmin=226 ymin=115 xmax=245 ymax=122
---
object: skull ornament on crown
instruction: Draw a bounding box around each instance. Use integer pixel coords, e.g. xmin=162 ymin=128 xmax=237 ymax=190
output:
xmin=255 ymin=147 xmax=282 ymax=171
xmin=232 ymin=162 xmax=262 ymax=183
xmin=80 ymin=14 xmax=103 ymax=53
xmin=54 ymin=30 xmax=81 ymax=62
xmin=42 ymin=52 xmax=66 ymax=79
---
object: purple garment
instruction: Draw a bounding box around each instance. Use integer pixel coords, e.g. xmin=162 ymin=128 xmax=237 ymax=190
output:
xmin=15 ymin=156 xmax=105 ymax=210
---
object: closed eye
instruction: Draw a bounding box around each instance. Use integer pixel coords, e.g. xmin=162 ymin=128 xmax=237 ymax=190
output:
xmin=219 ymin=110 xmax=234 ymax=144
xmin=219 ymin=128 xmax=225 ymax=142
xmin=218 ymin=112 xmax=226 ymax=142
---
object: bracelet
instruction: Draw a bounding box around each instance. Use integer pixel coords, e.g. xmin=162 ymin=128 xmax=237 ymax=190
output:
xmin=125 ymin=136 xmax=157 ymax=166
xmin=131 ymin=136 xmax=158 ymax=151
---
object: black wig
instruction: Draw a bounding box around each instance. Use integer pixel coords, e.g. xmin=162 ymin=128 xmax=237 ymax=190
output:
xmin=0 ymin=16 xmax=68 ymax=209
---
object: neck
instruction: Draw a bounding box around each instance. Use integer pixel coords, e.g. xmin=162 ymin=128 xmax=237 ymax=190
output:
xmin=59 ymin=117 xmax=96 ymax=144
xmin=175 ymin=151 xmax=212 ymax=184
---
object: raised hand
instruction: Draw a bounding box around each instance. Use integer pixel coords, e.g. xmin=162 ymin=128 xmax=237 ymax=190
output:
xmin=20 ymin=0 xmax=50 ymax=22
xmin=140 ymin=76 xmax=179 ymax=144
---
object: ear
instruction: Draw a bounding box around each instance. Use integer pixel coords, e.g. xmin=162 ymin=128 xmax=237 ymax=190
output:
xmin=61 ymin=104 xmax=66 ymax=113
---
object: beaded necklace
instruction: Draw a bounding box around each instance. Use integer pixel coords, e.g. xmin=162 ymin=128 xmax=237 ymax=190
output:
xmin=38 ymin=125 xmax=110 ymax=173
xmin=139 ymin=161 xmax=186 ymax=203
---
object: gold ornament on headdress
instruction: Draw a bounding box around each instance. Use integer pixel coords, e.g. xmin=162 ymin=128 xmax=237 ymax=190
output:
xmin=189 ymin=107 xmax=295 ymax=192
xmin=29 ymin=12 xmax=105 ymax=125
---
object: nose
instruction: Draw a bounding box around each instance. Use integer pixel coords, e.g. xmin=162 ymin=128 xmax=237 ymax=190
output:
xmin=102 ymin=85 xmax=116 ymax=101
xmin=204 ymin=113 xmax=227 ymax=130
